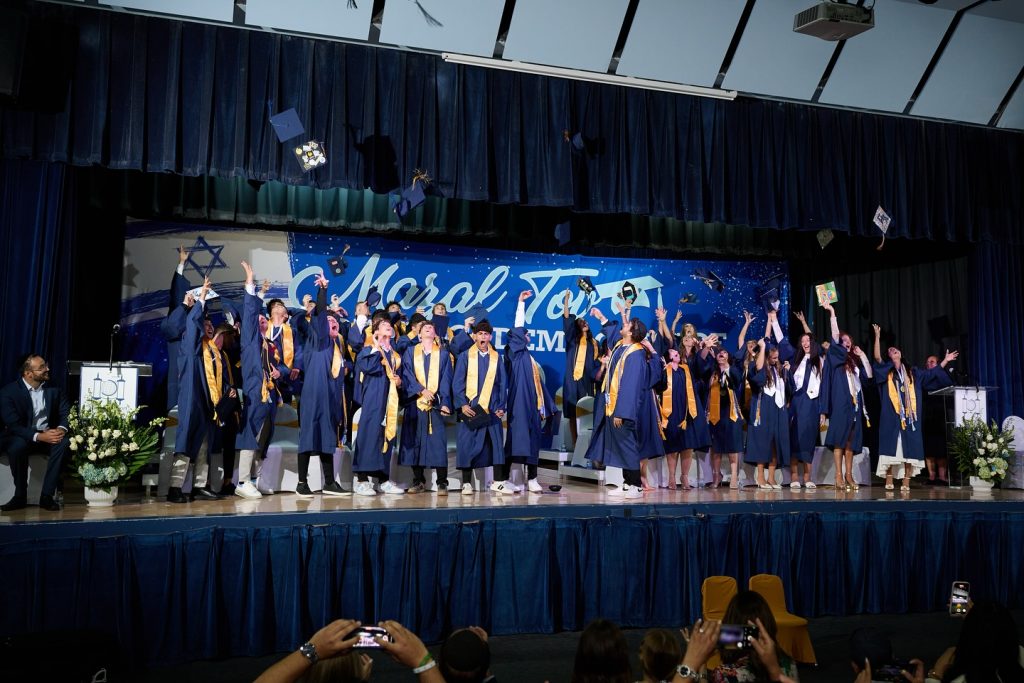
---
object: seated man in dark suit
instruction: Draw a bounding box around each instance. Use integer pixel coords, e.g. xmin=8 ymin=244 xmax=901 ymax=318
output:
xmin=0 ymin=354 xmax=70 ymax=512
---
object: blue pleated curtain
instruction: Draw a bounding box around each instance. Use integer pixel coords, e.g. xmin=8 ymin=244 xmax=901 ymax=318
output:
xmin=1 ymin=3 xmax=1022 ymax=244
xmin=3 ymin=513 xmax=1024 ymax=667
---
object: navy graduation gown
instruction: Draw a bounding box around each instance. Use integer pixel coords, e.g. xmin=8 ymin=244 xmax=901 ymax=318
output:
xmin=562 ymin=314 xmax=599 ymax=418
xmin=586 ymin=343 xmax=649 ymax=471
xmin=822 ymin=344 xmax=868 ymax=452
xmin=704 ymin=363 xmax=747 ymax=454
xmin=789 ymin=353 xmax=825 ymax=463
xmin=659 ymin=361 xmax=711 ymax=452
xmin=236 ymin=291 xmax=279 ymax=451
xmin=399 ymin=343 xmax=452 ymax=468
xmin=503 ymin=328 xmax=556 ymax=465
xmin=353 ymin=345 xmax=401 ymax=473
xmin=745 ymin=364 xmax=793 ymax=465
xmin=297 ymin=290 xmax=342 ymax=454
xmin=162 ymin=269 xmax=192 ymax=411
xmin=873 ymin=362 xmax=952 ymax=461
xmin=173 ymin=303 xmax=221 ymax=457
xmin=637 ymin=355 xmax=667 ymax=460
xmin=453 ymin=346 xmax=506 ymax=469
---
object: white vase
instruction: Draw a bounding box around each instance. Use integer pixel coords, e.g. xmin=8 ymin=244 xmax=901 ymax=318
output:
xmin=969 ymin=476 xmax=994 ymax=491
xmin=84 ymin=485 xmax=118 ymax=507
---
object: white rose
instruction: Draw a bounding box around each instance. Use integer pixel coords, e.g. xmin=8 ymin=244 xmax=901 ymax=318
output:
xmin=101 ymin=429 xmax=111 ymax=439
xmin=129 ymin=442 xmax=138 ymax=451
xmin=977 ymin=448 xmax=986 ymax=455
xmin=112 ymin=430 xmax=122 ymax=438
xmin=76 ymin=435 xmax=84 ymax=443
xmin=69 ymin=441 xmax=78 ymax=451
xmin=88 ymin=453 xmax=97 ymax=461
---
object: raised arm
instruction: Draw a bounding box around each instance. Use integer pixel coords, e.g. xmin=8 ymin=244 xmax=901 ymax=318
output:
xmin=656 ymin=307 xmax=674 ymax=349
xmin=670 ymin=309 xmax=682 ymax=338
xmin=822 ymin=301 xmax=840 ymax=343
xmin=562 ymin=289 xmax=571 ymax=319
xmin=755 ymin=337 xmax=767 ymax=371
xmin=736 ymin=310 xmax=755 ymax=352
xmin=872 ymin=324 xmax=882 ymax=364
xmin=794 ymin=310 xmax=812 ymax=336
xmin=514 ymin=290 xmax=530 ymax=329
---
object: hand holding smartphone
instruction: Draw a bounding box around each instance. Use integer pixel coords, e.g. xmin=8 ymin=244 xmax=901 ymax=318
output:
xmin=718 ymin=624 xmax=758 ymax=650
xmin=353 ymin=626 xmax=394 ymax=649
xmin=949 ymin=581 xmax=970 ymax=617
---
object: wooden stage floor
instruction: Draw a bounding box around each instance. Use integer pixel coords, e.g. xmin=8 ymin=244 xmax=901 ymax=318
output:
xmin=3 ymin=471 xmax=1022 ymax=529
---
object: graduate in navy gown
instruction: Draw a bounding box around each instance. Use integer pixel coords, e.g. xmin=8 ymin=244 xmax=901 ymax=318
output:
xmin=167 ymin=277 xmax=235 ymax=503
xmin=352 ymin=316 xmax=405 ymax=496
xmin=294 ymin=275 xmax=347 ymax=497
xmin=586 ymin=312 xmax=658 ymax=499
xmin=921 ymin=353 xmax=957 ymax=484
xmin=232 ymin=261 xmax=283 ymax=499
xmin=496 ymin=291 xmax=557 ymax=495
xmin=561 ymin=289 xmax=600 ymax=448
xmin=160 ymin=245 xmax=193 ymax=411
xmin=452 ymin=317 xmax=506 ymax=495
xmin=871 ymin=323 xmax=957 ymax=491
xmin=747 ymin=328 xmax=794 ymax=489
xmin=788 ymin=311 xmax=824 ymax=489
xmin=735 ymin=310 xmax=761 ymax=421
xmin=820 ymin=301 xmax=874 ymax=490
xmin=658 ymin=336 xmax=711 ymax=490
xmin=399 ymin=318 xmax=453 ymax=495
xmin=701 ymin=341 xmax=746 ymax=489
xmin=264 ymin=296 xmax=303 ymax=405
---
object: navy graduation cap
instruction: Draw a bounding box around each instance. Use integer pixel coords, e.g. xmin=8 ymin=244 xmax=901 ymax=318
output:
xmin=326 ymin=244 xmax=352 ymax=277
xmin=693 ymin=268 xmax=725 ymax=293
xmin=577 ymin=275 xmax=596 ymax=296
xmin=392 ymin=169 xmax=432 ymax=220
xmin=365 ymin=285 xmax=382 ymax=310
xmin=269 ymin=108 xmax=304 ymax=143
xmin=464 ymin=304 xmax=490 ymax=326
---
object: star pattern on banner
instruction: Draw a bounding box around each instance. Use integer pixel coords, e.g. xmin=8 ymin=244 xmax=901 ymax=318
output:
xmin=180 ymin=236 xmax=227 ymax=278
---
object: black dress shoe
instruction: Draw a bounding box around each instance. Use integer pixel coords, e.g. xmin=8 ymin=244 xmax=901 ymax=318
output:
xmin=193 ymin=487 xmax=222 ymax=500
xmin=167 ymin=486 xmax=188 ymax=503
xmin=38 ymin=496 xmax=61 ymax=512
xmin=1 ymin=497 xmax=28 ymax=512
xmin=219 ymin=482 xmax=236 ymax=496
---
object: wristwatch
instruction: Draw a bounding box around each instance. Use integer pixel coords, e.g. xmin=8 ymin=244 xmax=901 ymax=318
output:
xmin=299 ymin=641 xmax=319 ymax=665
xmin=676 ymin=664 xmax=703 ymax=680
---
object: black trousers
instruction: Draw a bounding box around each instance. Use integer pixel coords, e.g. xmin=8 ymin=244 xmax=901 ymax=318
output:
xmin=3 ymin=434 xmax=69 ymax=501
xmin=493 ymin=462 xmax=538 ymax=481
xmin=412 ymin=465 xmax=449 ymax=486
xmin=623 ymin=468 xmax=642 ymax=487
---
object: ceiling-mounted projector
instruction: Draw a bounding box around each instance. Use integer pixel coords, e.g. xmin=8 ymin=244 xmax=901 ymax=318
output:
xmin=794 ymin=1 xmax=874 ymax=40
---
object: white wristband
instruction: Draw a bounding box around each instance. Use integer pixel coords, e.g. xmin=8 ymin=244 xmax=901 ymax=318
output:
xmin=412 ymin=659 xmax=437 ymax=674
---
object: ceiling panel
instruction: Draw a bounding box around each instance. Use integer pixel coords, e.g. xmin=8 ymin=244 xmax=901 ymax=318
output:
xmin=379 ymin=0 xmax=505 ymax=57
xmin=245 ymin=0 xmax=373 ymax=41
xmin=911 ymin=12 xmax=1024 ymax=124
xmin=101 ymin=0 xmax=234 ymax=23
xmin=502 ymin=0 xmax=630 ymax=72
xmin=970 ymin=0 xmax=1024 ymax=23
xmin=997 ymin=80 xmax=1024 ymax=130
xmin=721 ymin=0 xmax=838 ymax=100
xmin=820 ymin=1 xmax=954 ymax=113
xmin=616 ymin=0 xmax=746 ymax=87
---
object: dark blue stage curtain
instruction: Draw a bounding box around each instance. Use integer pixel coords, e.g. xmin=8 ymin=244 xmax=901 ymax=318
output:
xmin=2 ymin=512 xmax=1023 ymax=666
xmin=1 ymin=4 xmax=1021 ymax=244
xmin=969 ymin=243 xmax=1024 ymax=420
xmin=0 ymin=159 xmax=76 ymax=383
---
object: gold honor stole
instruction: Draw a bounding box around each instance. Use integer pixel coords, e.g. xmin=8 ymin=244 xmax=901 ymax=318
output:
xmin=604 ymin=343 xmax=643 ymax=417
xmin=707 ymin=371 xmax=739 ymax=425
xmin=888 ymin=367 xmax=917 ymax=429
xmin=661 ymin=365 xmax=698 ymax=430
xmin=267 ymin=324 xmax=295 ymax=368
xmin=379 ymin=349 xmax=403 ymax=449
xmin=414 ymin=343 xmax=442 ymax=433
xmin=331 ymin=339 xmax=343 ymax=379
xmin=202 ymin=339 xmax=224 ymax=419
xmin=531 ymin=358 xmax=546 ymax=415
xmin=466 ymin=347 xmax=499 ymax=411
xmin=572 ymin=336 xmax=599 ymax=381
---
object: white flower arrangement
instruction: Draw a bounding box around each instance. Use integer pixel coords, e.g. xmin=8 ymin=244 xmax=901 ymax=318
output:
xmin=68 ymin=399 xmax=164 ymax=490
xmin=951 ymin=417 xmax=1015 ymax=484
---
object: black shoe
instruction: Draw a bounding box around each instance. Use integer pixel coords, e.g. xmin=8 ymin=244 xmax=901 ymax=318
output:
xmin=219 ymin=483 xmax=236 ymax=496
xmin=167 ymin=487 xmax=188 ymax=504
xmin=38 ymin=496 xmax=61 ymax=512
xmin=193 ymin=487 xmax=222 ymax=500
xmin=436 ymin=483 xmax=448 ymax=497
xmin=1 ymin=497 xmax=27 ymax=512
xmin=322 ymin=482 xmax=348 ymax=496
xmin=294 ymin=482 xmax=315 ymax=498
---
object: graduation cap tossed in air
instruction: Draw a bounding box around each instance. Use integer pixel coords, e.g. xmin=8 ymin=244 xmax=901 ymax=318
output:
xmin=293 ymin=140 xmax=327 ymax=172
xmin=679 ymin=292 xmax=698 ymax=305
xmin=269 ymin=107 xmax=305 ymax=143
xmin=620 ymin=281 xmax=639 ymax=303
xmin=757 ymin=274 xmax=785 ymax=315
xmin=391 ymin=169 xmax=432 ymax=221
xmin=464 ymin=304 xmax=489 ymax=326
xmin=692 ymin=268 xmax=725 ymax=293
xmin=563 ymin=130 xmax=586 ymax=153
xmin=431 ymin=313 xmax=450 ymax=339
xmin=554 ymin=221 xmax=571 ymax=246
xmin=326 ymin=244 xmax=351 ymax=277
xmin=577 ymin=275 xmax=596 ymax=296
xmin=365 ymin=285 xmax=382 ymax=311
xmin=873 ymin=205 xmax=892 ymax=251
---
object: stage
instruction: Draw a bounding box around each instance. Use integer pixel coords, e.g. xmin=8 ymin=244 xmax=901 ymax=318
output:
xmin=2 ymin=474 xmax=1023 ymax=667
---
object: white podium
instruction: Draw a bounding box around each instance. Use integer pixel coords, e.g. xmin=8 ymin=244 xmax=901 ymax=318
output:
xmin=931 ymin=385 xmax=999 ymax=488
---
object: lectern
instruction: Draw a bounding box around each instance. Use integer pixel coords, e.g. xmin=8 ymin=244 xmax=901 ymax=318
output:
xmin=68 ymin=361 xmax=152 ymax=410
xmin=929 ymin=385 xmax=998 ymax=488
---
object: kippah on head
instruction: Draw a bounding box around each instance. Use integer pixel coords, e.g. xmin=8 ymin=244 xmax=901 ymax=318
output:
xmin=440 ymin=629 xmax=490 ymax=682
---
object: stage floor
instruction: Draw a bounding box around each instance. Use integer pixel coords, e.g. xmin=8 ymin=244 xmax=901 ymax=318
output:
xmin=3 ymin=470 xmax=1022 ymax=541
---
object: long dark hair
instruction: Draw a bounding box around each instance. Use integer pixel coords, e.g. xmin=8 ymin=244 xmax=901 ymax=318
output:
xmin=574 ymin=316 xmax=594 ymax=345
xmin=719 ymin=591 xmax=789 ymax=681
xmin=839 ymin=332 xmax=858 ymax=375
xmin=943 ymin=602 xmax=1024 ymax=683
xmin=793 ymin=334 xmax=823 ymax=377
xmin=571 ymin=619 xmax=631 ymax=683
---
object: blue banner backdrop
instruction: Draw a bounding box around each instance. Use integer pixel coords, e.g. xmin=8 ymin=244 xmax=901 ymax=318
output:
xmin=120 ymin=221 xmax=788 ymax=407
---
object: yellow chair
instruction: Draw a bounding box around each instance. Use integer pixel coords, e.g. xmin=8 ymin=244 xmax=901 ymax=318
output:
xmin=748 ymin=574 xmax=817 ymax=665
xmin=701 ymin=576 xmax=738 ymax=670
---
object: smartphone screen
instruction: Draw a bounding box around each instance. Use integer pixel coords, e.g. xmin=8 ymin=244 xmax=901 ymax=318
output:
xmin=353 ymin=626 xmax=391 ymax=649
xmin=949 ymin=581 xmax=970 ymax=616
xmin=718 ymin=624 xmax=757 ymax=650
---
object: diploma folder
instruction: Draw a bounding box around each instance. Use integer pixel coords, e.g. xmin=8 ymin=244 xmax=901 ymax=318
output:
xmin=463 ymin=407 xmax=493 ymax=430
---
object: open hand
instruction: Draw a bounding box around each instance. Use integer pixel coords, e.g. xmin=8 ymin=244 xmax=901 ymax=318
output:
xmin=944 ymin=349 xmax=959 ymax=363
xmin=872 ymin=323 xmax=881 ymax=337
xmin=743 ymin=310 xmax=754 ymax=324
xmin=240 ymin=260 xmax=253 ymax=283
xmin=178 ymin=244 xmax=189 ymax=264
xmin=314 ymin=273 xmax=329 ymax=289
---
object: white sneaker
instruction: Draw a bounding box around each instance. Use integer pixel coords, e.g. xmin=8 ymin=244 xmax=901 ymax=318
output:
xmin=789 ymin=481 xmax=802 ymax=489
xmin=606 ymin=485 xmax=626 ymax=497
xmin=461 ymin=482 xmax=475 ymax=496
xmin=379 ymin=480 xmax=405 ymax=495
xmin=770 ymin=483 xmax=782 ymax=490
xmin=490 ymin=481 xmax=515 ymax=495
xmin=805 ymin=481 xmax=817 ymax=490
xmin=354 ymin=481 xmax=377 ymax=496
xmin=235 ymin=481 xmax=262 ymax=499
xmin=623 ymin=484 xmax=643 ymax=499
xmin=527 ymin=479 xmax=543 ymax=493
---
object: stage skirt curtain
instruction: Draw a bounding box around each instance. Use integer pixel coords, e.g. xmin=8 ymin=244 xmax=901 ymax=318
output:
xmin=0 ymin=158 xmax=76 ymax=385
xmin=3 ymin=512 xmax=1024 ymax=666
xmin=969 ymin=243 xmax=1024 ymax=421
xmin=1 ymin=4 xmax=1022 ymax=244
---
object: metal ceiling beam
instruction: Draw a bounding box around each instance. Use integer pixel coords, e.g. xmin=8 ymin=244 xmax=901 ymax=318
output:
xmin=368 ymin=0 xmax=386 ymax=43
xmin=989 ymin=64 xmax=1024 ymax=127
xmin=713 ymin=0 xmax=757 ymax=90
xmin=492 ymin=0 xmax=516 ymax=59
xmin=903 ymin=0 xmax=987 ymax=115
xmin=607 ymin=0 xmax=640 ymax=75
